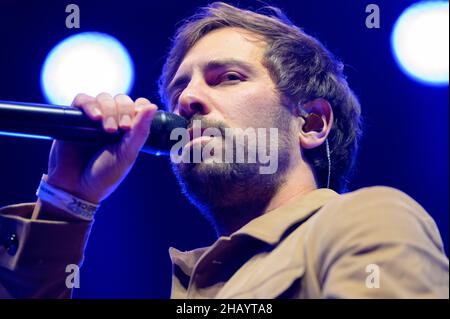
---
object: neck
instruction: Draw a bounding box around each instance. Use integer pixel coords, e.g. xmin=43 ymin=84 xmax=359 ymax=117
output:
xmin=265 ymin=160 xmax=317 ymax=213
xmin=211 ymin=160 xmax=317 ymax=237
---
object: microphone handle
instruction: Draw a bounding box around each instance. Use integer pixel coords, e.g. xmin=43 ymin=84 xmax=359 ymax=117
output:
xmin=0 ymin=100 xmax=188 ymax=155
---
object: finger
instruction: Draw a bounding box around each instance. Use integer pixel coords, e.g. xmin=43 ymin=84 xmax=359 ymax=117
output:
xmin=121 ymin=101 xmax=157 ymax=158
xmin=134 ymin=97 xmax=152 ymax=112
xmin=114 ymin=94 xmax=134 ymax=130
xmin=71 ymin=93 xmax=102 ymax=120
xmin=132 ymin=97 xmax=155 ymax=139
xmin=96 ymin=92 xmax=118 ymax=132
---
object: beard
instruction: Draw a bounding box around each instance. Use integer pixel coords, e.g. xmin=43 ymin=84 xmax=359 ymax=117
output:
xmin=170 ymin=112 xmax=293 ymax=233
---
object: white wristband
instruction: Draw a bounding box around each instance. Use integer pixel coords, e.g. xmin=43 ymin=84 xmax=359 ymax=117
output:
xmin=36 ymin=175 xmax=99 ymax=221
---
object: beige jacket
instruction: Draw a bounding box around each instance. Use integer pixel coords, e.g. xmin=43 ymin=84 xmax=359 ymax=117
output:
xmin=0 ymin=186 xmax=448 ymax=298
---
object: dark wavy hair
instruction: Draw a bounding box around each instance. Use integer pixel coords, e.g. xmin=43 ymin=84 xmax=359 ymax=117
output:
xmin=158 ymin=2 xmax=363 ymax=193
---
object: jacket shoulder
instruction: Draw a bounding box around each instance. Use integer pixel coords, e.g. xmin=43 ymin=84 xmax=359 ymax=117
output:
xmin=308 ymin=185 xmax=444 ymax=252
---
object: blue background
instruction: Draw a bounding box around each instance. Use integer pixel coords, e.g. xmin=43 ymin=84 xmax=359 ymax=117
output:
xmin=0 ymin=0 xmax=448 ymax=298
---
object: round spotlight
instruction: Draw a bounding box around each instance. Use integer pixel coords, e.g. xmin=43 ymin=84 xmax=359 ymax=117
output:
xmin=391 ymin=1 xmax=449 ymax=86
xmin=41 ymin=32 xmax=135 ymax=105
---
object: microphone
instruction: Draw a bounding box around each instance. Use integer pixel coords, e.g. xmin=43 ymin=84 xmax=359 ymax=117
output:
xmin=0 ymin=100 xmax=188 ymax=156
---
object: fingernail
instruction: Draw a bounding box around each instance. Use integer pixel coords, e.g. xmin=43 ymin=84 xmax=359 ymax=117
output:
xmin=92 ymin=107 xmax=102 ymax=117
xmin=105 ymin=117 xmax=117 ymax=130
xmin=119 ymin=115 xmax=132 ymax=127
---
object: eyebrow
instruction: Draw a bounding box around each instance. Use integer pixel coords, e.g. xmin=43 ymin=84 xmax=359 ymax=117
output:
xmin=166 ymin=58 xmax=257 ymax=102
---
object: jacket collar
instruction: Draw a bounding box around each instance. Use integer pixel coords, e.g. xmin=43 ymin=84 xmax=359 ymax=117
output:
xmin=232 ymin=188 xmax=339 ymax=244
xmin=169 ymin=188 xmax=340 ymax=273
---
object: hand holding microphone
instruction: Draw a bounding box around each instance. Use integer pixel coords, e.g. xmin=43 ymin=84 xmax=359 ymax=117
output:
xmin=0 ymin=93 xmax=189 ymax=220
xmin=47 ymin=93 xmax=158 ymax=206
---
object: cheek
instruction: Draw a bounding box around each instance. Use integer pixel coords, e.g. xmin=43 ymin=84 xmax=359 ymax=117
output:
xmin=222 ymin=83 xmax=281 ymax=129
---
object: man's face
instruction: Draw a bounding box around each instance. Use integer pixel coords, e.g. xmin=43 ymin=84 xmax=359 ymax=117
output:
xmin=168 ymin=27 xmax=296 ymax=219
xmin=169 ymin=27 xmax=294 ymax=131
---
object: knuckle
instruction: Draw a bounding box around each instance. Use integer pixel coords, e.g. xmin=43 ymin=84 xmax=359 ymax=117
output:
xmin=96 ymin=93 xmax=116 ymax=112
xmin=73 ymin=93 xmax=86 ymax=101
xmin=71 ymin=93 xmax=92 ymax=106
xmin=135 ymin=97 xmax=151 ymax=105
xmin=114 ymin=94 xmax=134 ymax=110
xmin=96 ymin=92 xmax=113 ymax=103
xmin=114 ymin=93 xmax=131 ymax=101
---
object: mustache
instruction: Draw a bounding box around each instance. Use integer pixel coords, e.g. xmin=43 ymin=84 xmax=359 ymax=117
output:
xmin=187 ymin=114 xmax=229 ymax=136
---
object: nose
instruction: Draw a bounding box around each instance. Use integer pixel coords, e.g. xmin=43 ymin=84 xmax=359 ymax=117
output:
xmin=177 ymin=81 xmax=212 ymax=119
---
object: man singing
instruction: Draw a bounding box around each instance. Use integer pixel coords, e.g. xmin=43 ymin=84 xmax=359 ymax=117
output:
xmin=0 ymin=2 xmax=448 ymax=298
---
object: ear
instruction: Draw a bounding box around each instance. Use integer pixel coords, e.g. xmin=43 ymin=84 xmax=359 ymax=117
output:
xmin=298 ymin=98 xmax=333 ymax=150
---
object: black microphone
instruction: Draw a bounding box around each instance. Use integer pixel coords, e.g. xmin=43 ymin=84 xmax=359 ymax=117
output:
xmin=0 ymin=100 xmax=188 ymax=156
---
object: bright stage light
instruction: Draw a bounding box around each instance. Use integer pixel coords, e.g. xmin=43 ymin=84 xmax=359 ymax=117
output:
xmin=41 ymin=32 xmax=135 ymax=105
xmin=391 ymin=1 xmax=449 ymax=86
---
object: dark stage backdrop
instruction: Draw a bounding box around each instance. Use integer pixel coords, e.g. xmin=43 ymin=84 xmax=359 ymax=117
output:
xmin=0 ymin=0 xmax=448 ymax=298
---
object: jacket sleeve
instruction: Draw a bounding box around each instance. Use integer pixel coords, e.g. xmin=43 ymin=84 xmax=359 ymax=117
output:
xmin=0 ymin=202 xmax=93 ymax=298
xmin=309 ymin=186 xmax=449 ymax=298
